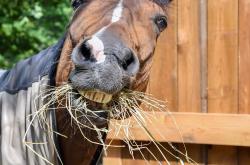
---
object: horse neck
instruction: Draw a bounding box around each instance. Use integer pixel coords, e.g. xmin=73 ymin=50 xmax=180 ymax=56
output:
xmin=56 ymin=108 xmax=108 ymax=165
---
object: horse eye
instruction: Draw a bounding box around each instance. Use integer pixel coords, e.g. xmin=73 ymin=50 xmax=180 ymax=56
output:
xmin=154 ymin=16 xmax=168 ymax=32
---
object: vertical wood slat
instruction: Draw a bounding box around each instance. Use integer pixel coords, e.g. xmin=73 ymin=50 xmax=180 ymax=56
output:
xmin=207 ymin=0 xmax=238 ymax=114
xmin=177 ymin=0 xmax=201 ymax=113
xmin=239 ymin=0 xmax=250 ymax=164
xmin=207 ymin=0 xmax=238 ymax=164
xmin=239 ymin=0 xmax=250 ymax=114
xmin=121 ymin=146 xmax=148 ymax=165
xmin=177 ymin=0 xmax=202 ymax=164
xmin=149 ymin=143 xmax=178 ymax=165
xmin=103 ymin=141 xmax=123 ymax=165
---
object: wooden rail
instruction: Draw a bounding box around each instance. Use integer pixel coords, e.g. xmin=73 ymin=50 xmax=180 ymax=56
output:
xmin=107 ymin=112 xmax=250 ymax=147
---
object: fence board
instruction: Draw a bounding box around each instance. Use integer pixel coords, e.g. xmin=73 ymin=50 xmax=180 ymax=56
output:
xmin=207 ymin=0 xmax=238 ymax=164
xmin=103 ymin=141 xmax=123 ymax=165
xmin=149 ymin=143 xmax=178 ymax=165
xmin=239 ymin=0 xmax=250 ymax=115
xmin=207 ymin=0 xmax=238 ymax=114
xmin=107 ymin=112 xmax=250 ymax=147
xmin=239 ymin=0 xmax=250 ymax=163
xmin=177 ymin=0 xmax=202 ymax=163
xmin=207 ymin=146 xmax=238 ymax=165
xmin=239 ymin=147 xmax=250 ymax=165
xmin=177 ymin=0 xmax=201 ymax=113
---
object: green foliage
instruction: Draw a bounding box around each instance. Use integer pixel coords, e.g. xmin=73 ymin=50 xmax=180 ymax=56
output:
xmin=0 ymin=0 xmax=72 ymax=69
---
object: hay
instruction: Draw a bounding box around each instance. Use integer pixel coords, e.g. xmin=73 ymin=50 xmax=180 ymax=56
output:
xmin=24 ymin=84 xmax=198 ymax=165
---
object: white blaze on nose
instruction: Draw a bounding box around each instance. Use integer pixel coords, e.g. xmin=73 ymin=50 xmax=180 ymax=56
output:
xmin=88 ymin=0 xmax=124 ymax=64
xmin=88 ymin=36 xmax=106 ymax=63
xmin=111 ymin=0 xmax=124 ymax=23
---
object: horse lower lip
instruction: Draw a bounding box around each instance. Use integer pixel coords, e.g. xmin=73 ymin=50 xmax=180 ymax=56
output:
xmin=78 ymin=90 xmax=113 ymax=104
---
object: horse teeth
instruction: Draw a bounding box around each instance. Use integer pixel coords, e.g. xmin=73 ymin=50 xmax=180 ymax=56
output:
xmin=78 ymin=90 xmax=112 ymax=104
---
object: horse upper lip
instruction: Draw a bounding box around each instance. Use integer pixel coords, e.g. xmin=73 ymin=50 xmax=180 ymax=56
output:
xmin=78 ymin=90 xmax=113 ymax=104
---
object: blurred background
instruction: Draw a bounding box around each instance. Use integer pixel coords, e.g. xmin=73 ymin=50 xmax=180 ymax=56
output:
xmin=0 ymin=0 xmax=71 ymax=69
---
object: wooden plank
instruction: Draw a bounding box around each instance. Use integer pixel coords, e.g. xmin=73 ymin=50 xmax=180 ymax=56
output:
xmin=107 ymin=112 xmax=250 ymax=147
xmin=238 ymin=0 xmax=250 ymax=163
xmin=177 ymin=0 xmax=202 ymax=162
xmin=239 ymin=0 xmax=250 ymax=115
xmin=177 ymin=0 xmax=201 ymax=113
xmin=149 ymin=143 xmax=178 ymax=165
xmin=177 ymin=144 xmax=205 ymax=165
xmin=121 ymin=141 xmax=150 ymax=165
xmin=103 ymin=140 xmax=123 ymax=165
xmin=148 ymin=0 xmax=178 ymax=112
xmin=207 ymin=146 xmax=238 ymax=165
xmin=207 ymin=0 xmax=238 ymax=114
xmin=238 ymin=147 xmax=250 ymax=165
xmin=207 ymin=0 xmax=238 ymax=164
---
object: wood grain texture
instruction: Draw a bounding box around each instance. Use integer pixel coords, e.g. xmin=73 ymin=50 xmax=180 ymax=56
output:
xmin=103 ymin=140 xmax=123 ymax=165
xmin=149 ymin=143 xmax=178 ymax=165
xmin=107 ymin=112 xmax=250 ymax=147
xmin=238 ymin=0 xmax=250 ymax=164
xmin=207 ymin=146 xmax=238 ymax=165
xmin=177 ymin=0 xmax=201 ymax=113
xmin=207 ymin=0 xmax=238 ymax=164
xmin=238 ymin=147 xmax=250 ymax=165
xmin=121 ymin=141 xmax=150 ymax=165
xmin=178 ymin=144 xmax=205 ymax=165
xmin=207 ymin=0 xmax=238 ymax=113
xmin=239 ymin=0 xmax=250 ymax=114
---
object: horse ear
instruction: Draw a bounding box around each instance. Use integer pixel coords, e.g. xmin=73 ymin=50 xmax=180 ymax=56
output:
xmin=71 ymin=0 xmax=88 ymax=10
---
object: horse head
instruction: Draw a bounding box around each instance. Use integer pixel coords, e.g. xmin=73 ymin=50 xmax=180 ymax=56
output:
xmin=55 ymin=0 xmax=172 ymax=164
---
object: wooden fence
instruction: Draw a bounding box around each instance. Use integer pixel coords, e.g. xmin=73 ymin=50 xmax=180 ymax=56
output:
xmin=104 ymin=0 xmax=250 ymax=164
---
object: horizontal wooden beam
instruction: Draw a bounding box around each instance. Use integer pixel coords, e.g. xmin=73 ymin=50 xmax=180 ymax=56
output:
xmin=107 ymin=112 xmax=250 ymax=147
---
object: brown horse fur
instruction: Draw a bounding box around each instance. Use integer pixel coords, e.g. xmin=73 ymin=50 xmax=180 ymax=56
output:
xmin=55 ymin=0 xmax=172 ymax=164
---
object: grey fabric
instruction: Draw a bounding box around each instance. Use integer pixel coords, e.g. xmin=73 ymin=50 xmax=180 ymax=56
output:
xmin=0 ymin=38 xmax=65 ymax=165
xmin=0 ymin=76 xmax=59 ymax=165
xmin=0 ymin=70 xmax=6 ymax=78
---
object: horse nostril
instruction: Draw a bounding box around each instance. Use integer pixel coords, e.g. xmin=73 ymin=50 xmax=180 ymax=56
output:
xmin=120 ymin=49 xmax=139 ymax=76
xmin=122 ymin=52 xmax=134 ymax=70
xmin=80 ymin=41 xmax=92 ymax=60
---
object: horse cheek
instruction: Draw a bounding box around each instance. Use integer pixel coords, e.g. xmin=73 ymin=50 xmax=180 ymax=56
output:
xmin=56 ymin=37 xmax=74 ymax=86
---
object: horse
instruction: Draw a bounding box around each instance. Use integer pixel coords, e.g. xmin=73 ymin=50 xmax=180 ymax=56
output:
xmin=0 ymin=0 xmax=172 ymax=164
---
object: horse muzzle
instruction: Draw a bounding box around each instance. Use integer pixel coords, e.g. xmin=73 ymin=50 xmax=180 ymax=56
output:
xmin=69 ymin=36 xmax=139 ymax=100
